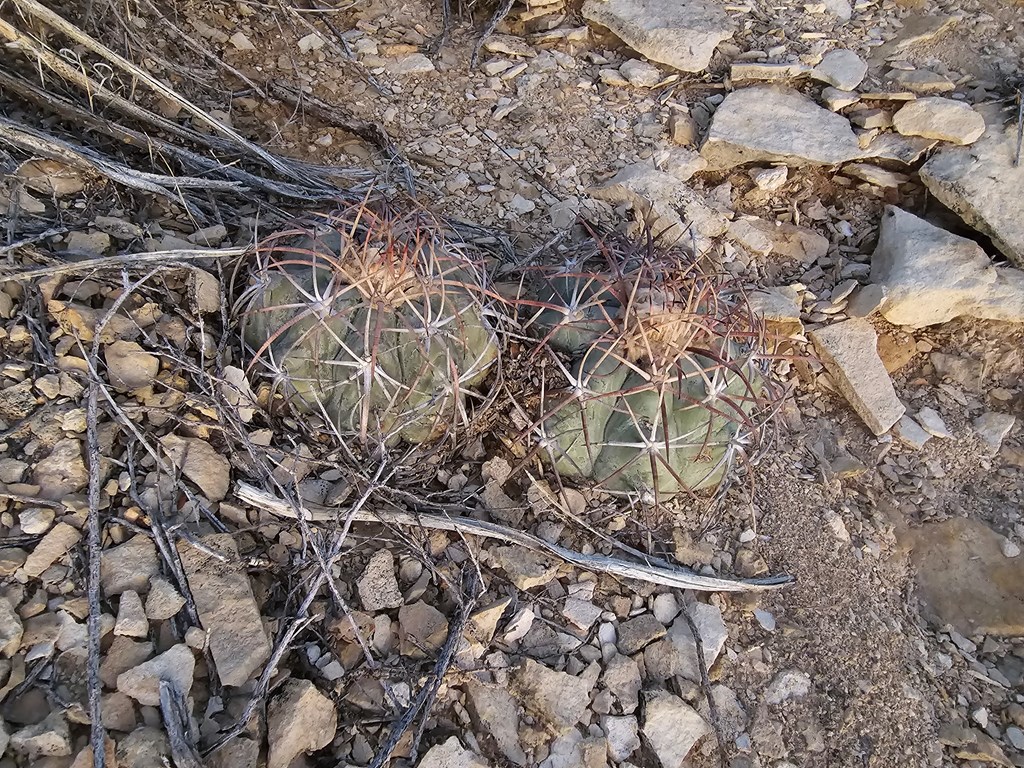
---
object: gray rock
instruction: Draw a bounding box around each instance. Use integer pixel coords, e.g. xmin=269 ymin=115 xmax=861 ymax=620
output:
xmin=644 ymin=601 xmax=728 ymax=683
xmin=810 ymin=49 xmax=867 ymax=90
xmin=102 ymin=535 xmax=160 ymax=596
xmin=894 ymin=415 xmax=932 ymax=450
xmin=23 ymin=521 xmax=82 ymax=579
xmin=207 ymin=738 xmax=260 ymax=768
xmin=749 ymin=165 xmax=788 ymax=190
xmin=0 ymin=718 xmax=8 ymax=760
xmin=510 ymin=658 xmax=592 ymax=732
xmin=601 ymin=715 xmax=640 ymax=762
xmin=619 ymin=59 xmax=662 ymax=87
xmin=117 ymin=726 xmax=171 ymax=767
xmin=697 ymin=685 xmax=747 ymax=740
xmin=0 ymin=598 xmax=23 ymax=657
xmin=916 ymin=407 xmax=952 ymax=439
xmin=843 ymin=163 xmax=908 ymax=188
xmin=641 ymin=690 xmax=710 ymax=767
xmin=821 ymin=87 xmax=859 ymax=111
xmin=602 ymin=653 xmax=642 ymax=713
xmin=973 ymin=412 xmax=1016 ymax=454
xmin=845 ymin=284 xmax=887 ymax=318
xmin=931 ymin=352 xmax=984 ymax=389
xmin=114 ymin=590 xmax=150 ymax=638
xmin=117 ymin=644 xmax=195 ymax=707
xmin=178 ymin=534 xmax=271 ymax=687
xmin=764 ymin=670 xmax=812 ymax=704
xmin=18 ymin=507 xmax=54 ymax=535
xmin=893 ymin=97 xmax=985 ymax=145
xmin=869 ymin=207 xmax=1024 ymax=327
xmin=616 ymin=613 xmax=666 ymax=655
xmin=582 ymin=0 xmax=734 ymax=73
xmin=267 ymin=679 xmax=338 ymax=768
xmin=701 ymin=86 xmax=862 ymax=170
xmin=809 ymin=319 xmax=905 ymax=435
xmin=920 ymin=106 xmax=1024 ymax=267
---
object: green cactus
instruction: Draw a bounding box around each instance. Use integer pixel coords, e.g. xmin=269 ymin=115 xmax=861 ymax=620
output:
xmin=238 ymin=204 xmax=499 ymax=447
xmin=523 ymin=251 xmax=774 ymax=502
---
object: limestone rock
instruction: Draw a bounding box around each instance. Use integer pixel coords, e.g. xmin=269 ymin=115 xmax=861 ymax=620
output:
xmin=641 ymin=690 xmax=710 ymax=767
xmin=159 ymin=434 xmax=230 ymax=501
xmin=32 ymin=438 xmax=88 ymax=501
xmin=810 ymin=49 xmax=867 ymax=90
xmin=887 ymin=68 xmax=955 ymax=93
xmin=145 ymin=577 xmax=186 ymax=620
xmin=809 ymin=319 xmax=905 ymax=435
xmin=602 ymin=715 xmax=640 ymax=762
xmin=701 ymin=86 xmax=862 ymax=170
xmin=869 ymin=206 xmax=1024 ymax=327
xmin=464 ymin=677 xmax=527 ymax=766
xmin=616 ymin=613 xmax=666 ymax=655
xmin=418 ymin=737 xmax=489 ymax=768
xmin=904 ymin=517 xmax=1024 ymax=636
xmin=619 ymin=59 xmax=662 ymax=87
xmin=644 ymin=601 xmax=728 ymax=683
xmin=510 ymin=659 xmax=591 ymax=733
xmin=602 ymin=653 xmax=642 ymax=713
xmin=746 ymin=286 xmax=803 ymax=337
xmin=893 ymin=97 xmax=985 ymax=145
xmin=117 ymin=644 xmax=195 ymax=707
xmin=104 ymin=341 xmax=159 ymax=392
xmin=973 ymin=413 xmax=1016 ymax=454
xmin=23 ymin=521 xmax=81 ymax=578
xmin=764 ymin=670 xmax=812 ymax=704
xmin=178 ymin=534 xmax=271 ymax=687
xmin=489 ymin=546 xmax=558 ymax=590
xmin=384 ymin=53 xmax=435 ymax=76
xmin=0 ymin=598 xmax=23 ymax=656
xmin=727 ymin=217 xmax=829 ymax=263
xmin=102 ymin=535 xmax=160 ymax=596
xmin=267 ymin=680 xmax=337 ymax=768
xmin=114 ymin=590 xmax=150 ymax=638
xmin=9 ymin=713 xmax=72 ymax=760
xmin=919 ymin=106 xmax=1024 ymax=267
xmin=398 ymin=601 xmax=448 ymax=658
xmin=894 ymin=415 xmax=931 ymax=450
xmin=357 ymin=548 xmax=404 ymax=610
xmin=915 ymin=407 xmax=952 ymax=439
xmin=582 ymin=0 xmax=734 ymax=73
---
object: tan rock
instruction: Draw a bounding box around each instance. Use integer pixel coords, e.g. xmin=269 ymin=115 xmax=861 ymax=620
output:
xmin=159 ymin=433 xmax=231 ymax=501
xmin=418 ymin=737 xmax=490 ymax=768
xmin=510 ymin=659 xmax=591 ymax=733
xmin=178 ymin=534 xmax=271 ymax=687
xmin=104 ymin=341 xmax=159 ymax=392
xmin=904 ymin=517 xmax=1024 ymax=636
xmin=810 ymin=319 xmax=905 ymax=435
xmin=32 ymin=438 xmax=88 ymax=501
xmin=266 ymin=679 xmax=337 ymax=768
xmin=117 ymin=644 xmax=195 ymax=706
xmin=357 ymin=548 xmax=403 ymax=611
xmin=23 ymin=522 xmax=82 ymax=578
xmin=101 ymin=535 xmax=160 ymax=596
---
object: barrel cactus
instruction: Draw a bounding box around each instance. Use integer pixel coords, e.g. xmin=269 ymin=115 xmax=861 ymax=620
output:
xmin=519 ymin=246 xmax=777 ymax=502
xmin=237 ymin=203 xmax=500 ymax=447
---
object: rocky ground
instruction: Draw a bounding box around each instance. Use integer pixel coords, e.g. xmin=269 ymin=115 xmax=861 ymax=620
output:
xmin=1 ymin=0 xmax=1024 ymax=766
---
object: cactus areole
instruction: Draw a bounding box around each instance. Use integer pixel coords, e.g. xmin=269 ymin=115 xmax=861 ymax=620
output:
xmin=524 ymin=257 xmax=774 ymax=501
xmin=238 ymin=207 xmax=499 ymax=447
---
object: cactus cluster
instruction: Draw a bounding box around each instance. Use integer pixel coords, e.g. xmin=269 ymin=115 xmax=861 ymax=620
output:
xmin=238 ymin=208 xmax=779 ymax=500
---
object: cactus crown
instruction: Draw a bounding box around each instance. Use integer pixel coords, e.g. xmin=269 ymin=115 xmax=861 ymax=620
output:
xmin=236 ymin=201 xmax=499 ymax=448
xmin=515 ymin=235 xmax=780 ymax=503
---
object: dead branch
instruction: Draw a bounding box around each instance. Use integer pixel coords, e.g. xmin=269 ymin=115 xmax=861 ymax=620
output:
xmin=236 ymin=482 xmax=794 ymax=592
xmin=159 ymin=680 xmax=205 ymax=768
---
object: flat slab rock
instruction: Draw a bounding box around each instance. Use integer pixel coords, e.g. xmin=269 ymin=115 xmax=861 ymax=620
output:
xmin=869 ymin=206 xmax=1024 ymax=327
xmin=701 ymin=86 xmax=863 ymax=169
xmin=920 ymin=105 xmax=1024 ymax=267
xmin=810 ymin=319 xmax=905 ymax=436
xmin=904 ymin=517 xmax=1024 ymax=636
xmin=178 ymin=534 xmax=271 ymax=687
xmin=582 ymin=0 xmax=735 ymax=73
